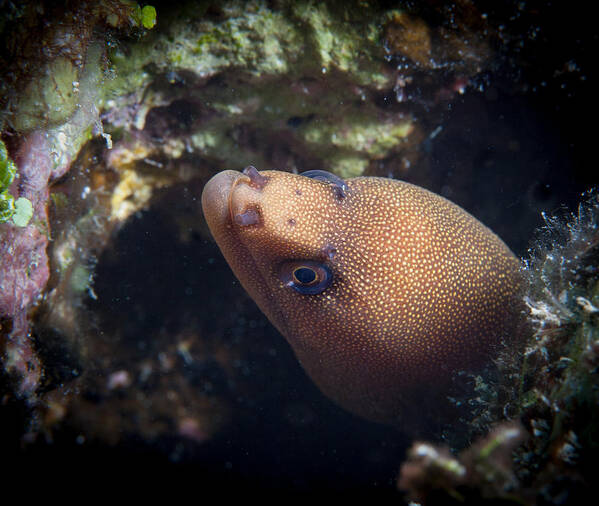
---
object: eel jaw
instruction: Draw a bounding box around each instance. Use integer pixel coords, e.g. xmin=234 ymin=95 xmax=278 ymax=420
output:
xmin=201 ymin=169 xmax=291 ymax=338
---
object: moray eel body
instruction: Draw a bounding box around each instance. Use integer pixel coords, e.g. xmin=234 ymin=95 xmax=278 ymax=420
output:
xmin=202 ymin=167 xmax=522 ymax=427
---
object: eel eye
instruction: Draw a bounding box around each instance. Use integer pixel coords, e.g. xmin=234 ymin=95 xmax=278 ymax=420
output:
xmin=279 ymin=260 xmax=332 ymax=295
xmin=300 ymin=170 xmax=347 ymax=199
xmin=293 ymin=267 xmax=317 ymax=285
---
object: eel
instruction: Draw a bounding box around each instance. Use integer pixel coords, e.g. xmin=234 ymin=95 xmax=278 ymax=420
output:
xmin=201 ymin=166 xmax=523 ymax=428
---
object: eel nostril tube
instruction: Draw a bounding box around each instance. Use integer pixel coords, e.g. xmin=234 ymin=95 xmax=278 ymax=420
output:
xmin=234 ymin=207 xmax=261 ymax=226
xmin=242 ymin=165 xmax=269 ymax=190
xmin=228 ymin=167 xmax=267 ymax=226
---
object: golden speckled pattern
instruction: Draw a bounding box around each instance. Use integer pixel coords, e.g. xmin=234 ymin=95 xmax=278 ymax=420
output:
xmin=202 ymin=169 xmax=522 ymax=425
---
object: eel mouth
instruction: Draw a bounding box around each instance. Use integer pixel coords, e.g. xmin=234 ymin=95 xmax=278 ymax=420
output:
xmin=201 ymin=169 xmax=243 ymax=234
xmin=201 ymin=168 xmax=291 ymax=338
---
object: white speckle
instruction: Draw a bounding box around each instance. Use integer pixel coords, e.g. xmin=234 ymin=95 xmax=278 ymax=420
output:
xmin=107 ymin=370 xmax=131 ymax=390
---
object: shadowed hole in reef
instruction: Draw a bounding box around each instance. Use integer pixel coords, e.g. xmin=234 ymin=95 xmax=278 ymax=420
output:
xmin=90 ymin=202 xmax=226 ymax=354
xmin=86 ymin=181 xmax=406 ymax=498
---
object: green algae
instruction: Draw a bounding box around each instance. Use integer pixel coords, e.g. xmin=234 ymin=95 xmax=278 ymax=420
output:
xmin=12 ymin=197 xmax=33 ymax=227
xmin=13 ymin=57 xmax=80 ymax=132
xmin=5 ymin=0 xmax=489 ymax=196
xmin=301 ymin=117 xmax=413 ymax=158
xmin=44 ymin=43 xmax=106 ymax=174
xmin=0 ymin=0 xmax=424 ymax=194
xmin=0 ymin=140 xmax=18 ymax=223
xmin=189 ymin=5 xmax=299 ymax=75
xmin=0 ymin=140 xmax=16 ymax=190
xmin=97 ymin=0 xmax=410 ymax=178
xmin=6 ymin=0 xmax=451 ymax=232
xmin=326 ymin=154 xmax=369 ymax=179
xmin=104 ymin=0 xmax=303 ymax=99
xmin=140 ymin=5 xmax=157 ymax=29
xmin=293 ymin=2 xmax=391 ymax=88
xmin=0 ymin=139 xmax=32 ymax=226
xmin=4 ymin=1 xmax=159 ymax=134
xmin=105 ymin=0 xmax=392 ymax=93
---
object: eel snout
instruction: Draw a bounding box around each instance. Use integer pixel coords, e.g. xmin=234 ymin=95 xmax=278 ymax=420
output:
xmin=202 ymin=167 xmax=268 ymax=232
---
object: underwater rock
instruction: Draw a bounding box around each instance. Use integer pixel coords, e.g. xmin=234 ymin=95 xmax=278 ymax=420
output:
xmin=96 ymin=0 xmax=495 ymax=179
xmin=0 ymin=132 xmax=52 ymax=397
xmin=385 ymin=12 xmax=433 ymax=69
xmin=398 ymin=422 xmax=527 ymax=504
xmin=0 ymin=0 xmax=160 ymax=412
xmin=0 ymin=132 xmax=52 ymax=312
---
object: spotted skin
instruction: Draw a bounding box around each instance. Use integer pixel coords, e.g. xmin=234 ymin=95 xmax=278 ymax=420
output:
xmin=201 ymin=169 xmax=522 ymax=426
